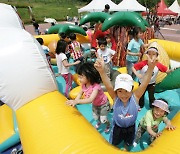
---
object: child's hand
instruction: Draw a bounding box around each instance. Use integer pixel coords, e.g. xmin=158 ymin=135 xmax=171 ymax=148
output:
xmin=165 ymin=124 xmax=176 ymax=130
xmin=66 ymin=100 xmax=78 ymax=107
xmin=146 ymin=54 xmax=158 ymax=69
xmin=94 ymin=56 xmax=105 ymax=73
xmin=138 ymin=52 xmax=142 ymax=57
xmin=155 ymin=132 xmax=162 ymax=138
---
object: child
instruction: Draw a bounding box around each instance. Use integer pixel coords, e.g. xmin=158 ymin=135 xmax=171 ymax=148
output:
xmin=97 ymin=37 xmax=115 ymax=78
xmin=59 ymin=32 xmax=71 ymax=60
xmin=134 ymin=99 xmax=175 ymax=146
xmin=105 ymin=34 xmax=117 ymax=51
xmin=94 ymin=54 xmax=157 ymax=149
xmin=132 ymin=47 xmax=175 ymax=109
xmin=66 ymin=62 xmax=111 ymax=133
xmin=55 ymin=40 xmax=80 ymax=97
xmin=126 ymin=27 xmax=148 ymax=78
xmin=36 ymin=37 xmax=51 ymax=64
xmin=69 ymin=33 xmax=84 ymax=64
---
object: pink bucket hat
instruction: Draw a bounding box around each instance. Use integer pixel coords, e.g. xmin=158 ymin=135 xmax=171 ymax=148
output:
xmin=152 ymin=100 xmax=170 ymax=113
xmin=114 ymin=74 xmax=134 ymax=92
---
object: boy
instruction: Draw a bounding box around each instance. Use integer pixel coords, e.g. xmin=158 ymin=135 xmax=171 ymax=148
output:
xmin=97 ymin=37 xmax=115 ymax=78
xmin=94 ymin=54 xmax=157 ymax=150
xmin=69 ymin=33 xmax=84 ymax=65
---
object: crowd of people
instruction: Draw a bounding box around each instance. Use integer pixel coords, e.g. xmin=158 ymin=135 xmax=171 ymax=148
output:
xmin=33 ymin=4 xmax=178 ymax=151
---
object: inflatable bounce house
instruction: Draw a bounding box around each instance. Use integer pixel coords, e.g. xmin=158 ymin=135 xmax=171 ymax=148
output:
xmin=0 ymin=3 xmax=180 ymax=154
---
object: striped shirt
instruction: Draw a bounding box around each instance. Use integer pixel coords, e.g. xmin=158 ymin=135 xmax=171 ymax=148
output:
xmin=69 ymin=41 xmax=83 ymax=60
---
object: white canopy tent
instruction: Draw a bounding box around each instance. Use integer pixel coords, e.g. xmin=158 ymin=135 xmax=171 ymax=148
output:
xmin=169 ymin=0 xmax=180 ymax=14
xmin=111 ymin=0 xmax=147 ymax=12
xmin=78 ymin=0 xmax=118 ymax=13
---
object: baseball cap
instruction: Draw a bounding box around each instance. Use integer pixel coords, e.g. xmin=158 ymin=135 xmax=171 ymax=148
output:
xmin=145 ymin=47 xmax=159 ymax=55
xmin=114 ymin=74 xmax=134 ymax=92
xmin=152 ymin=100 xmax=170 ymax=113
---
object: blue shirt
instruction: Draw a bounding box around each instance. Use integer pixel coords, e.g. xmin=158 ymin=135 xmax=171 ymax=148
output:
xmin=113 ymin=95 xmax=139 ymax=128
xmin=126 ymin=38 xmax=144 ymax=62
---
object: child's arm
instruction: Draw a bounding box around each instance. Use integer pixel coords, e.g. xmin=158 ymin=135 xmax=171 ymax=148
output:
xmin=163 ymin=117 xmax=176 ymax=130
xmin=147 ymin=126 xmax=162 ymax=138
xmin=127 ymin=50 xmax=142 ymax=57
xmin=94 ymin=57 xmax=116 ymax=100
xmin=166 ymin=67 xmax=180 ymax=74
xmin=62 ymin=59 xmax=80 ymax=67
xmin=134 ymin=55 xmax=157 ymax=102
xmin=74 ymin=88 xmax=83 ymax=101
xmin=66 ymin=89 xmax=99 ymax=107
xmin=132 ymin=66 xmax=143 ymax=79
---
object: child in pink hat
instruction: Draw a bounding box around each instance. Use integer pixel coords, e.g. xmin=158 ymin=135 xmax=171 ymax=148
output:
xmin=133 ymin=99 xmax=176 ymax=146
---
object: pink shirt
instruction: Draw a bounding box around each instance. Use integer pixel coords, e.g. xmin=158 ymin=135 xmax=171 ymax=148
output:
xmin=82 ymin=83 xmax=108 ymax=106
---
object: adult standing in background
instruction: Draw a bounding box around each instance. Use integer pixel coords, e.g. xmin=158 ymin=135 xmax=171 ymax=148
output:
xmin=32 ymin=18 xmax=40 ymax=35
xmin=103 ymin=4 xmax=110 ymax=13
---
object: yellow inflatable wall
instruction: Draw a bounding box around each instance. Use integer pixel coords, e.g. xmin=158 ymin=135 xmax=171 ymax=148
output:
xmin=16 ymin=91 xmax=180 ymax=154
xmin=0 ymin=105 xmax=14 ymax=143
xmin=149 ymin=39 xmax=180 ymax=61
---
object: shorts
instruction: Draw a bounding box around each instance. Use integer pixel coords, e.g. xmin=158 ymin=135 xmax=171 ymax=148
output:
xmin=111 ymin=123 xmax=135 ymax=146
xmin=92 ymin=102 xmax=110 ymax=123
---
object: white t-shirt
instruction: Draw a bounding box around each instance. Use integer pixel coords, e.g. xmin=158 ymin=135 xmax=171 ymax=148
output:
xmin=56 ymin=53 xmax=69 ymax=74
xmin=97 ymin=47 xmax=115 ymax=64
xmin=42 ymin=45 xmax=49 ymax=54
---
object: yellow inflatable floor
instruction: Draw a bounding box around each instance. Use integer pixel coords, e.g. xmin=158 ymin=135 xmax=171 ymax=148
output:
xmin=15 ymin=91 xmax=180 ymax=154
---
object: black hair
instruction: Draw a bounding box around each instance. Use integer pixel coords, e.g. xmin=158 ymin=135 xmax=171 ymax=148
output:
xmin=36 ymin=37 xmax=43 ymax=45
xmin=55 ymin=40 xmax=67 ymax=55
xmin=76 ymin=62 xmax=101 ymax=84
xmin=105 ymin=34 xmax=111 ymax=39
xmin=59 ymin=32 xmax=67 ymax=39
xmin=128 ymin=27 xmax=142 ymax=38
xmin=82 ymin=26 xmax=88 ymax=31
xmin=69 ymin=33 xmax=76 ymax=40
xmin=98 ymin=37 xmax=107 ymax=46
xmin=105 ymin=4 xmax=110 ymax=10
xmin=147 ymin=47 xmax=159 ymax=56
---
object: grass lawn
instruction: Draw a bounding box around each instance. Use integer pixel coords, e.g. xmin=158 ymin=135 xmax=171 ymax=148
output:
xmin=0 ymin=0 xmax=87 ymax=24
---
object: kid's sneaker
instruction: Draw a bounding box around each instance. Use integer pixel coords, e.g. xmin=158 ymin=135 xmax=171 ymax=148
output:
xmin=95 ymin=122 xmax=101 ymax=129
xmin=104 ymin=125 xmax=110 ymax=133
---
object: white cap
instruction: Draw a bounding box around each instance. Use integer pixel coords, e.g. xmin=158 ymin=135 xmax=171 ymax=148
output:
xmin=114 ymin=74 xmax=134 ymax=92
xmin=145 ymin=47 xmax=159 ymax=55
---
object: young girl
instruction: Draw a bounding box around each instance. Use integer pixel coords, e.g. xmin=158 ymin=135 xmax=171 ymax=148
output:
xmin=66 ymin=62 xmax=111 ymax=133
xmin=134 ymin=99 xmax=175 ymax=146
xmin=126 ymin=27 xmax=148 ymax=78
xmin=132 ymin=47 xmax=176 ymax=109
xmin=55 ymin=40 xmax=80 ymax=97
xmin=94 ymin=54 xmax=157 ymax=150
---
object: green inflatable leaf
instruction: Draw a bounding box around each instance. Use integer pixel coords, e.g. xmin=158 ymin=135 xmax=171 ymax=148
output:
xmin=48 ymin=24 xmax=86 ymax=36
xmin=155 ymin=68 xmax=180 ymax=92
xmin=102 ymin=11 xmax=146 ymax=32
xmin=79 ymin=12 xmax=110 ymax=26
